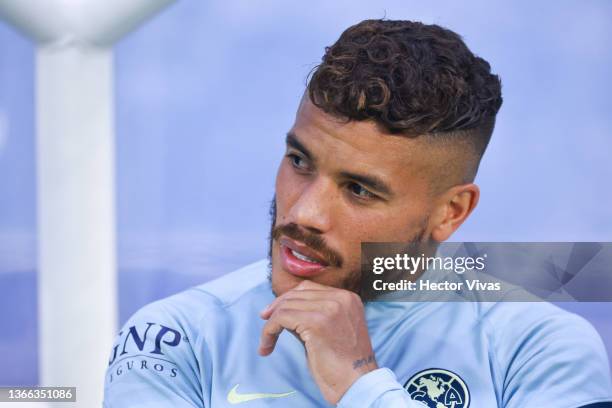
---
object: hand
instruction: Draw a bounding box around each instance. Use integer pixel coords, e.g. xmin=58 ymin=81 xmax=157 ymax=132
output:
xmin=259 ymin=280 xmax=378 ymax=404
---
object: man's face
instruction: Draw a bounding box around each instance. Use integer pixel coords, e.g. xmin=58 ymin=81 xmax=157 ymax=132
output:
xmin=270 ymin=98 xmax=441 ymax=297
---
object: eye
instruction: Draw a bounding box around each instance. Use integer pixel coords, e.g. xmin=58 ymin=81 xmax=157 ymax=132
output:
xmin=286 ymin=153 xmax=310 ymax=171
xmin=348 ymin=182 xmax=375 ymax=200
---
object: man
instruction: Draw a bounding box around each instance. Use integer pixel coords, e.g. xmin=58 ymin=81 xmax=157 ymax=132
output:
xmin=103 ymin=19 xmax=612 ymax=407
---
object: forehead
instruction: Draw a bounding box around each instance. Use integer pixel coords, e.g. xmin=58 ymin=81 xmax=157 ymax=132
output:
xmin=293 ymin=99 xmax=409 ymax=157
xmin=290 ymin=99 xmax=439 ymax=193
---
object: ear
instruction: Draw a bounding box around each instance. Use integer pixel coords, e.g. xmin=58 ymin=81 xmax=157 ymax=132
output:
xmin=429 ymin=183 xmax=480 ymax=242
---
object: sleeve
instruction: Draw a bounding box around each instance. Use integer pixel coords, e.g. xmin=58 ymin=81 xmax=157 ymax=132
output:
xmin=336 ymin=368 xmax=427 ymax=408
xmin=103 ymin=301 xmax=204 ymax=408
xmin=499 ymin=312 xmax=612 ymax=408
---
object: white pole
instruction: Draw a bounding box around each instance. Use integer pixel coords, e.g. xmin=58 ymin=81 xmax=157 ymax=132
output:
xmin=36 ymin=42 xmax=116 ymax=407
xmin=0 ymin=1 xmax=176 ymax=406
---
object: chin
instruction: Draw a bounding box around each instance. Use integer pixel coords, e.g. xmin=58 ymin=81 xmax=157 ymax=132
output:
xmin=274 ymin=264 xmax=310 ymax=296
xmin=269 ymin=252 xmax=301 ymax=297
xmin=269 ymin=240 xmax=300 ymax=296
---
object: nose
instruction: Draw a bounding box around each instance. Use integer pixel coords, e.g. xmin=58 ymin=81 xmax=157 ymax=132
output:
xmin=286 ymin=177 xmax=334 ymax=234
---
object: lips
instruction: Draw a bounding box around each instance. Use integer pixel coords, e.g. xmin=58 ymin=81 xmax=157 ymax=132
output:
xmin=278 ymin=237 xmax=328 ymax=278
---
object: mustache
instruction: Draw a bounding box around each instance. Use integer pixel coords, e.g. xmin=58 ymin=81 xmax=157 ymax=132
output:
xmin=272 ymin=223 xmax=343 ymax=268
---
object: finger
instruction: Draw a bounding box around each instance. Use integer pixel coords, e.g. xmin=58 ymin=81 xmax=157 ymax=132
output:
xmin=259 ymin=308 xmax=319 ymax=356
xmin=268 ymin=298 xmax=339 ymax=319
xmin=259 ymin=317 xmax=286 ymax=356
xmin=260 ymin=289 xmax=339 ymax=319
xmin=293 ymin=279 xmax=334 ymax=291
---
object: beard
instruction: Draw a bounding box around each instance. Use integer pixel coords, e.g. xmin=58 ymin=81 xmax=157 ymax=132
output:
xmin=267 ymin=196 xmax=431 ymax=302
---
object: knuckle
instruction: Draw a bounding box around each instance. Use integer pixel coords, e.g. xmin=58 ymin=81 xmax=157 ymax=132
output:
xmin=325 ymin=299 xmax=341 ymax=314
xmin=263 ymin=324 xmax=279 ymax=337
xmin=346 ymin=290 xmax=361 ymax=305
xmin=339 ymin=289 xmax=354 ymax=303
xmin=312 ymin=311 xmax=328 ymax=325
xmin=276 ymin=306 xmax=290 ymax=317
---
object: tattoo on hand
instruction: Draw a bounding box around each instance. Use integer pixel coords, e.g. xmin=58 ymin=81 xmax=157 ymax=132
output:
xmin=352 ymin=354 xmax=375 ymax=370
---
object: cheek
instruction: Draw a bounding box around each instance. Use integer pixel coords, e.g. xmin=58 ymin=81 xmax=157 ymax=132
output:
xmin=274 ymin=162 xmax=290 ymax=211
xmin=342 ymin=206 xmax=428 ymax=243
xmin=274 ymin=160 xmax=302 ymax=220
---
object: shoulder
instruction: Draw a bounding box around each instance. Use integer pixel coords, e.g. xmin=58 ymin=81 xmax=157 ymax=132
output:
xmin=123 ymin=259 xmax=271 ymax=335
xmin=479 ymin=301 xmax=605 ymax=353
xmin=479 ymin=302 xmax=612 ymax=407
xmin=192 ymin=258 xmax=271 ymax=307
xmin=104 ymin=260 xmax=272 ymax=406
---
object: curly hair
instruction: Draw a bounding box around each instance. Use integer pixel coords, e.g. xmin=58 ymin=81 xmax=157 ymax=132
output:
xmin=308 ymin=19 xmax=502 ymax=157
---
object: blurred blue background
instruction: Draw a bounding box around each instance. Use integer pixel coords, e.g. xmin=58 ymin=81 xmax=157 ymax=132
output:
xmin=1 ymin=0 xmax=611 ymax=385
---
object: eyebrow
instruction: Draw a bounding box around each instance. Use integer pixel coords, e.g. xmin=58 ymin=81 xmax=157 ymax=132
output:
xmin=338 ymin=171 xmax=393 ymax=197
xmin=286 ymin=132 xmax=314 ymax=162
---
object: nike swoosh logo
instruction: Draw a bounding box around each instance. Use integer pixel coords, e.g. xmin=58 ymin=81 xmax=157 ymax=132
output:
xmin=226 ymin=384 xmax=296 ymax=404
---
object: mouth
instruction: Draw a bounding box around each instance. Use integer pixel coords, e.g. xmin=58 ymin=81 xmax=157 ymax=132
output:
xmin=278 ymin=237 xmax=329 ymax=278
